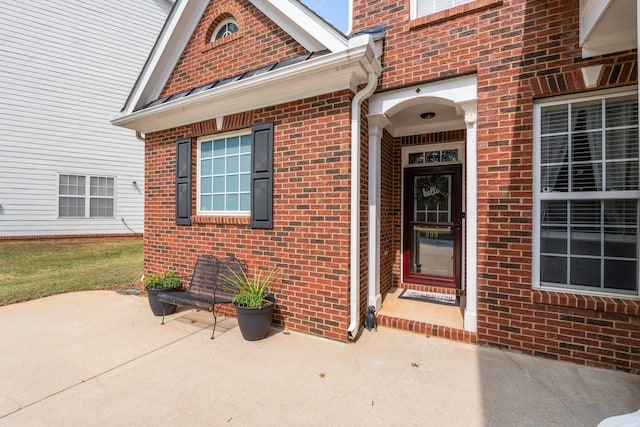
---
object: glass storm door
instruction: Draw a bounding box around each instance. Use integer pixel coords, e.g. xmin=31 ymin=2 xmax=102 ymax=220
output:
xmin=403 ymin=165 xmax=462 ymax=288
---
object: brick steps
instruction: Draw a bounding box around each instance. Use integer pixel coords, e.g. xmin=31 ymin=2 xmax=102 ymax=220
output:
xmin=377 ymin=313 xmax=477 ymax=344
xmin=376 ymin=287 xmax=477 ymax=344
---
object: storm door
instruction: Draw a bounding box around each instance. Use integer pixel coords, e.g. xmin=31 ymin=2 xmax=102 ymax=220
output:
xmin=403 ymin=164 xmax=462 ymax=288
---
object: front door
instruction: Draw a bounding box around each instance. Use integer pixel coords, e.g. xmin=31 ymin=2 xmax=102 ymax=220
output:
xmin=403 ymin=164 xmax=462 ymax=288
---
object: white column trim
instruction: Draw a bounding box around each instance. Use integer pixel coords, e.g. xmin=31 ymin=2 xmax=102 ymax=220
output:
xmin=458 ymin=100 xmax=478 ymax=333
xmin=367 ymin=115 xmax=389 ymax=310
xmin=368 ymin=77 xmax=478 ymax=332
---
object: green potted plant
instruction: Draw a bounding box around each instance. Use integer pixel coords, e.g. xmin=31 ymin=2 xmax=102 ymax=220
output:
xmin=144 ymin=271 xmax=183 ymax=316
xmin=224 ymin=267 xmax=278 ymax=341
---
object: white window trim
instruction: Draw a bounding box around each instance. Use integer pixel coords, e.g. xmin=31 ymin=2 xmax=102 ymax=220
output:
xmin=410 ymin=0 xmax=474 ymax=20
xmin=197 ymin=129 xmax=251 ymax=216
xmin=402 ymin=141 xmax=465 ymax=167
xmin=532 ymin=86 xmax=640 ymax=297
xmin=211 ymin=18 xmax=238 ymax=42
xmin=57 ymin=173 xmax=116 ymax=219
xmin=410 ymin=0 xmax=419 ymax=20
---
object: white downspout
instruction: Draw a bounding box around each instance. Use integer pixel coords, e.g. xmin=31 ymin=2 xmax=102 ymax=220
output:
xmin=347 ymin=70 xmax=379 ymax=340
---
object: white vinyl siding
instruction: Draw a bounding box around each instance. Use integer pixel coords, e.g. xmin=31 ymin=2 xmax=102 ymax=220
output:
xmin=533 ymin=88 xmax=640 ymax=296
xmin=0 ymin=0 xmax=169 ymax=236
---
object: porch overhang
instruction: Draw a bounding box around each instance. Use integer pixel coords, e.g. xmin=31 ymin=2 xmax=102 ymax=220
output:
xmin=111 ymin=38 xmax=380 ymax=133
xmin=368 ymin=74 xmax=477 ymax=138
xmin=580 ymin=0 xmax=637 ymax=58
xmin=366 ymin=75 xmax=479 ymax=333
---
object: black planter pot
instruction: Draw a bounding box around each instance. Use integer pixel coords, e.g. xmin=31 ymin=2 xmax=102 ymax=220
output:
xmin=146 ymin=288 xmax=180 ymax=316
xmin=234 ymin=301 xmax=275 ymax=341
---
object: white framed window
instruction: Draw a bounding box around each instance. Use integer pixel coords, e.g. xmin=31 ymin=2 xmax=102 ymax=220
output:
xmin=411 ymin=0 xmax=474 ymax=19
xmin=198 ymin=130 xmax=251 ymax=215
xmin=533 ymin=88 xmax=639 ymax=296
xmin=211 ymin=18 xmax=238 ymax=42
xmin=402 ymin=141 xmax=465 ymax=167
xmin=58 ymin=174 xmax=115 ymax=218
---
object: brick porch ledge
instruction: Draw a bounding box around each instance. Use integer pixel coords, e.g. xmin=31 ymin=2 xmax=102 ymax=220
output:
xmin=532 ymin=290 xmax=640 ymax=317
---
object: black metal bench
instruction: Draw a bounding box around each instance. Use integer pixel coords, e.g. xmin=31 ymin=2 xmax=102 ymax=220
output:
xmin=157 ymin=254 xmax=245 ymax=339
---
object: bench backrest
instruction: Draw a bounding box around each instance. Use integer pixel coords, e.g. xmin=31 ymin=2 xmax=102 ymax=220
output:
xmin=188 ymin=254 xmax=245 ymax=300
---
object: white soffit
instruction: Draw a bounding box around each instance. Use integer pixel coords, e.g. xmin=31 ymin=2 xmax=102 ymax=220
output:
xmin=251 ymin=0 xmax=349 ymax=52
xmin=580 ymin=0 xmax=637 ymax=58
xmin=112 ymin=40 xmax=378 ymax=133
xmin=368 ymin=75 xmax=477 ymax=138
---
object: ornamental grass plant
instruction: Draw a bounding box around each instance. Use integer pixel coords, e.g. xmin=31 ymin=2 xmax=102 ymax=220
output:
xmin=224 ymin=267 xmax=279 ymax=308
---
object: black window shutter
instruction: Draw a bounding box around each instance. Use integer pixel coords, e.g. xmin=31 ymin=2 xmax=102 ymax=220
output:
xmin=175 ymin=137 xmax=192 ymax=225
xmin=251 ymin=122 xmax=274 ymax=229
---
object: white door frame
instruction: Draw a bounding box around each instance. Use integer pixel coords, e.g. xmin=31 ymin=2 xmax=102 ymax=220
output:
xmin=367 ymin=74 xmax=478 ymax=333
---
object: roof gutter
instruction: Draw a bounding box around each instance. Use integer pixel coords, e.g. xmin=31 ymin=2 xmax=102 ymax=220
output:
xmin=111 ymin=42 xmax=374 ymax=133
xmin=347 ymin=38 xmax=380 ymax=340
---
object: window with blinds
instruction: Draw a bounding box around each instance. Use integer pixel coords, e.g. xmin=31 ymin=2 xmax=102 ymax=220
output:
xmin=534 ymin=89 xmax=639 ymax=295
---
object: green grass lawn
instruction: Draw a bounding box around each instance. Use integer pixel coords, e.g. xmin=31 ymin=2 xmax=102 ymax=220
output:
xmin=0 ymin=237 xmax=143 ymax=306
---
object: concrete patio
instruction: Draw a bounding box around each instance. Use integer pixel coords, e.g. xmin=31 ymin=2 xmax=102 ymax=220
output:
xmin=0 ymin=290 xmax=638 ymax=426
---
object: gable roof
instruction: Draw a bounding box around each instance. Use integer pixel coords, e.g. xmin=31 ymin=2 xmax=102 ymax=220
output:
xmin=112 ymin=0 xmax=382 ymax=133
xmin=117 ymin=0 xmax=351 ymax=118
xmin=137 ymin=50 xmax=331 ymax=112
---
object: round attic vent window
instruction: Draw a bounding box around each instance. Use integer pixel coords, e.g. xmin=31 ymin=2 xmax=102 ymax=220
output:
xmin=212 ymin=18 xmax=238 ymax=41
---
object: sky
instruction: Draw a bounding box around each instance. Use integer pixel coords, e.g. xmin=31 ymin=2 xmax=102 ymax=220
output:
xmin=300 ymin=0 xmax=350 ymax=33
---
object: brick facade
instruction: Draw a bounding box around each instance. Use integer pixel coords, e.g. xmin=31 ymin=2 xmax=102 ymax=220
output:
xmin=145 ymin=91 xmax=355 ymax=340
xmin=144 ymin=0 xmax=361 ymax=341
xmin=354 ymin=0 xmax=639 ymax=371
xmin=142 ymin=0 xmax=639 ymax=371
xmin=160 ymin=0 xmax=306 ymax=97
